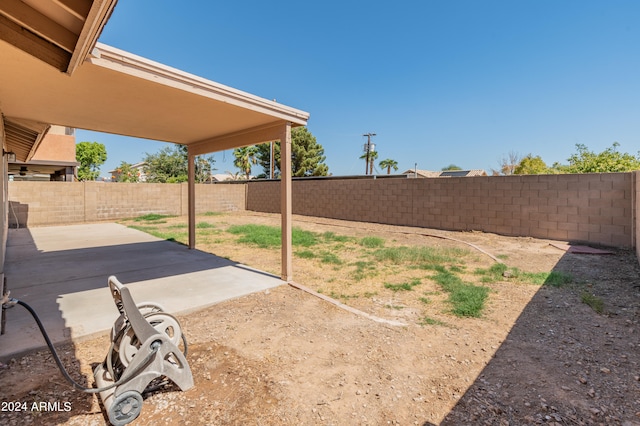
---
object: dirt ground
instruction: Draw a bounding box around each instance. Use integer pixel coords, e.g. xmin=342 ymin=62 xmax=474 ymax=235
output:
xmin=1 ymin=212 xmax=639 ymax=425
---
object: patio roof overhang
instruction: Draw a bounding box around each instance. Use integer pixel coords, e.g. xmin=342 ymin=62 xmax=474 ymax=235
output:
xmin=0 ymin=42 xmax=309 ymax=157
xmin=0 ymin=4 xmax=309 ymax=281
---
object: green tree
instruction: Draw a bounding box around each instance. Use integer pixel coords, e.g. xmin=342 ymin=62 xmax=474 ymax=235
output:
xmin=514 ymin=154 xmax=549 ymax=175
xmin=115 ymin=161 xmax=139 ymax=182
xmin=441 ymin=164 xmax=462 ymax=171
xmin=143 ymin=144 xmax=214 ymax=183
xmin=233 ymin=146 xmax=259 ymax=179
xmin=379 ymin=158 xmax=399 ymax=174
xmin=256 ymin=127 xmax=329 ymax=177
xmin=566 ymin=142 xmax=640 ymax=173
xmin=76 ymin=141 xmax=107 ymax=181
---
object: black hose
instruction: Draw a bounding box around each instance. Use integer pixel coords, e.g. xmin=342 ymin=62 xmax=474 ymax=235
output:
xmin=12 ymin=299 xmax=159 ymax=394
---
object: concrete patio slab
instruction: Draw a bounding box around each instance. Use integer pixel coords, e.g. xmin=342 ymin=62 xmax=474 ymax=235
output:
xmin=0 ymin=223 xmax=284 ymax=359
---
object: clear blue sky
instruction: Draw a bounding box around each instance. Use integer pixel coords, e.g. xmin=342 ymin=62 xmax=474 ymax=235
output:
xmin=78 ymin=1 xmax=640 ymax=178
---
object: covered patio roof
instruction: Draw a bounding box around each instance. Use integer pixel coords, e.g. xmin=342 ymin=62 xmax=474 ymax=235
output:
xmin=0 ymin=1 xmax=309 ymax=281
xmin=0 ymin=41 xmax=309 ymax=158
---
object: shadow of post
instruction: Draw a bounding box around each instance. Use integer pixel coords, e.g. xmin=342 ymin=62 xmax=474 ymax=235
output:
xmin=439 ymin=248 xmax=640 ymax=425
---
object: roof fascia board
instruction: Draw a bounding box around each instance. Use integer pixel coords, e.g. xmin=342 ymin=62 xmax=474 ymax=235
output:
xmin=89 ymin=43 xmax=310 ymax=125
xmin=188 ymin=121 xmax=289 ymax=156
xmin=67 ymin=0 xmax=117 ymax=74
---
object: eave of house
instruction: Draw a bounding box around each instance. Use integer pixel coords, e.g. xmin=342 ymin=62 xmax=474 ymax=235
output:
xmin=0 ymin=39 xmax=309 ymax=161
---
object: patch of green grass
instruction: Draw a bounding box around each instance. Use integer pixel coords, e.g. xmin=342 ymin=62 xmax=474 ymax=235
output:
xmin=581 ymin=292 xmax=605 ymax=314
xmin=540 ymin=271 xmax=573 ymax=287
xmin=351 ymin=261 xmax=378 ymax=281
xmin=329 ymin=291 xmax=358 ymax=301
xmin=320 ymin=251 xmax=343 ymax=264
xmin=203 ymin=211 xmax=223 ymax=216
xmin=432 ymin=268 xmax=489 ymax=318
xmin=420 ymin=316 xmax=446 ymax=326
xmin=295 ymin=250 xmax=316 ymax=259
xmin=384 ymin=278 xmax=422 ymax=292
xmin=322 ymin=232 xmax=352 ymax=243
xmin=227 ymin=224 xmax=317 ymax=248
xmin=359 ymin=236 xmax=385 ymax=248
xmin=474 ymin=263 xmax=573 ymax=287
xmin=496 ymin=254 xmax=509 ymax=260
xmin=419 ymin=297 xmax=431 ymax=304
xmin=196 ymin=222 xmax=216 ymax=229
xmin=363 ymin=291 xmax=378 ymax=298
xmin=374 ymin=246 xmax=467 ymax=266
xmin=134 ymin=213 xmax=174 ymax=222
xmin=385 ymin=304 xmax=404 ymax=310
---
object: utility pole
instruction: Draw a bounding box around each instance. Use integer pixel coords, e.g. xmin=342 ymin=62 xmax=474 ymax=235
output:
xmin=363 ymin=133 xmax=376 ymax=175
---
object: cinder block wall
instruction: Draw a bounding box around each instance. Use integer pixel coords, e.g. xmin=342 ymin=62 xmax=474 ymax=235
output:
xmin=247 ymin=173 xmax=635 ymax=248
xmin=8 ymin=182 xmax=246 ymax=227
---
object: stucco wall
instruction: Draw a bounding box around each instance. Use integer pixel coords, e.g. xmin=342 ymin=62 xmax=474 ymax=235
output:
xmin=247 ymin=173 xmax=635 ymax=248
xmin=8 ymin=181 xmax=246 ymax=227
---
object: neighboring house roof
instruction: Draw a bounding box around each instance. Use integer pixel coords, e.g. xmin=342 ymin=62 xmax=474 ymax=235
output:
xmin=109 ymin=162 xmax=147 ymax=182
xmin=403 ymin=169 xmax=487 ymax=178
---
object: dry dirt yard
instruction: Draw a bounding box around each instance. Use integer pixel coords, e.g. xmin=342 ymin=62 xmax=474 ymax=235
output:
xmin=1 ymin=212 xmax=639 ymax=425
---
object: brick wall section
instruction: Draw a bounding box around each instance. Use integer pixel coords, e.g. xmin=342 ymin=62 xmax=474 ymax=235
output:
xmin=247 ymin=173 xmax=635 ymax=248
xmin=8 ymin=182 xmax=246 ymax=227
xmin=7 ymin=174 xmax=636 ymax=249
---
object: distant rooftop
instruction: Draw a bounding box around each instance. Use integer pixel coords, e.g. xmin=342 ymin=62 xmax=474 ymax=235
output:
xmin=402 ymin=169 xmax=487 ymax=178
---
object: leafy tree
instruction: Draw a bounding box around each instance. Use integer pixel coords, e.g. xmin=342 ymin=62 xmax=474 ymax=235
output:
xmin=233 ymin=146 xmax=259 ymax=179
xmin=514 ymin=155 xmax=549 ymax=175
xmin=441 ymin=164 xmax=462 ymax=171
xmin=566 ymin=142 xmax=640 ymax=173
xmin=379 ymin=158 xmax=399 ymax=174
xmin=143 ymin=144 xmax=214 ymax=183
xmin=114 ymin=161 xmax=139 ymax=182
xmin=256 ymin=127 xmax=329 ymax=177
xmin=76 ymin=141 xmax=107 ymax=181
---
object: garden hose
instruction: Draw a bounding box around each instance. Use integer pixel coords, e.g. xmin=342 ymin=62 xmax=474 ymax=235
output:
xmin=5 ymin=298 xmax=160 ymax=394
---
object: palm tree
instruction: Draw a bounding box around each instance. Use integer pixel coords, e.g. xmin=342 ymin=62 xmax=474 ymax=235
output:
xmin=233 ymin=146 xmax=258 ymax=179
xmin=379 ymin=158 xmax=399 ymax=175
xmin=359 ymin=151 xmax=378 ymax=175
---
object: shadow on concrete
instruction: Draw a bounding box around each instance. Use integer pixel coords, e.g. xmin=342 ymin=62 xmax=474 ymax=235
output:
xmin=1 ymin=222 xmax=284 ymax=424
xmin=437 ymin=247 xmax=640 ymax=424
